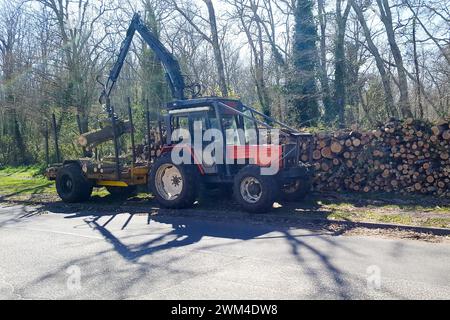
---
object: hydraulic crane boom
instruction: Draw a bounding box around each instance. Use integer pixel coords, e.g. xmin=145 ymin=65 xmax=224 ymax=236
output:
xmin=100 ymin=13 xmax=186 ymax=103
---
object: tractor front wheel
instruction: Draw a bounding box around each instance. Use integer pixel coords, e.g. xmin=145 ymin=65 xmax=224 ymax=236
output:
xmin=233 ymin=165 xmax=277 ymax=213
xmin=56 ymin=164 xmax=93 ymax=203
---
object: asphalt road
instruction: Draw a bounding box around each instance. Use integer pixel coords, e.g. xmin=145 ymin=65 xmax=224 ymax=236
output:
xmin=0 ymin=203 xmax=449 ymax=300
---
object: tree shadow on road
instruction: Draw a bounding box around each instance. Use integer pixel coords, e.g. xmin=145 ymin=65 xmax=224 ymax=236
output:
xmin=71 ymin=212 xmax=278 ymax=263
xmin=5 ymin=202 xmax=410 ymax=299
xmin=62 ymin=208 xmax=367 ymax=298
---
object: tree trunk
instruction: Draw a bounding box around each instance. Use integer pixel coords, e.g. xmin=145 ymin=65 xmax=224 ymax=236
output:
xmin=237 ymin=7 xmax=271 ymax=117
xmin=317 ymin=0 xmax=332 ymax=118
xmin=412 ymin=16 xmax=423 ymax=119
xmin=12 ymin=109 xmax=27 ymax=165
xmin=291 ymin=0 xmax=320 ymax=127
xmin=203 ymin=0 xmax=228 ymax=97
xmin=376 ymin=0 xmax=412 ymax=118
xmin=256 ymin=18 xmax=271 ymax=117
xmin=350 ymin=0 xmax=397 ymax=118
xmin=44 ymin=122 xmax=50 ymax=165
xmin=333 ymin=0 xmax=351 ymax=127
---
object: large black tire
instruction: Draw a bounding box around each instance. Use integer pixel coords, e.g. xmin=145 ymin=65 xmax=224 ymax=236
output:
xmin=149 ymin=154 xmax=198 ymax=209
xmin=56 ymin=164 xmax=93 ymax=203
xmin=233 ymin=165 xmax=278 ymax=213
xmin=106 ymin=186 xmax=138 ymax=199
xmin=279 ymin=178 xmax=311 ymax=202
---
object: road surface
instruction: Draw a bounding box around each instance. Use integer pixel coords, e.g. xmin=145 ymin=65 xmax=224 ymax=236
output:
xmin=0 ymin=203 xmax=449 ymax=299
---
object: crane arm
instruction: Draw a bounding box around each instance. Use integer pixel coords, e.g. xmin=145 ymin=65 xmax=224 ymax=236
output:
xmin=100 ymin=13 xmax=185 ymax=103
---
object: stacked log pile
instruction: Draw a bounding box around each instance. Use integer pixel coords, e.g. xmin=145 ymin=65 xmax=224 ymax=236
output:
xmin=302 ymin=118 xmax=450 ymax=197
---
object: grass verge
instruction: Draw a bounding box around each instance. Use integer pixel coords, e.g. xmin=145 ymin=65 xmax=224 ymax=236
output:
xmin=0 ymin=166 xmax=55 ymax=197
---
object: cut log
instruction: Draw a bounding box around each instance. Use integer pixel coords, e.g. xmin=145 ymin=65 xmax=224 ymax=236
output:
xmin=330 ymin=141 xmax=343 ymax=154
xmin=321 ymin=147 xmax=333 ymax=159
xmin=352 ymin=138 xmax=361 ymax=147
xmin=77 ymin=120 xmax=131 ymax=148
xmin=312 ymin=150 xmax=322 ymax=160
xmin=443 ymin=130 xmax=450 ymax=140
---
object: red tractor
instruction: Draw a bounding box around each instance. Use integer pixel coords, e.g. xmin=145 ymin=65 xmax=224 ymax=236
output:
xmin=46 ymin=13 xmax=313 ymax=213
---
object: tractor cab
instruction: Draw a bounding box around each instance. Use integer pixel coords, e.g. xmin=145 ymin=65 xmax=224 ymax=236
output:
xmin=162 ymin=98 xmax=260 ymax=178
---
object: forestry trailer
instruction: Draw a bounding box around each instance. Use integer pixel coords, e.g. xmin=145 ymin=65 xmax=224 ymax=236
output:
xmin=46 ymin=13 xmax=314 ymax=213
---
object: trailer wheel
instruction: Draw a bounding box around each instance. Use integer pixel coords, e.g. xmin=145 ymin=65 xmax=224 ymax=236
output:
xmin=280 ymin=178 xmax=311 ymax=202
xmin=106 ymin=186 xmax=137 ymax=199
xmin=149 ymin=154 xmax=198 ymax=209
xmin=233 ymin=165 xmax=277 ymax=213
xmin=56 ymin=164 xmax=93 ymax=203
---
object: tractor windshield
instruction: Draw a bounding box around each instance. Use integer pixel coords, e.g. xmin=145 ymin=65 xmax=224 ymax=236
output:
xmin=221 ymin=114 xmax=242 ymax=145
xmin=208 ymin=108 xmax=246 ymax=146
xmin=217 ymin=108 xmax=258 ymax=146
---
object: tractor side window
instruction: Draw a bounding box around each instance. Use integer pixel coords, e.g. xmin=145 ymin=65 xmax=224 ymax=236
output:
xmin=243 ymin=110 xmax=257 ymax=145
xmin=172 ymin=116 xmax=189 ymax=143
xmin=222 ymin=115 xmax=242 ymax=146
xmin=191 ymin=115 xmax=207 ymax=138
xmin=208 ymin=110 xmax=219 ymax=130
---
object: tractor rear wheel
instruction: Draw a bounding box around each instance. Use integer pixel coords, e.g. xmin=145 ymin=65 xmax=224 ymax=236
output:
xmin=279 ymin=178 xmax=311 ymax=202
xmin=56 ymin=164 xmax=93 ymax=203
xmin=149 ymin=154 xmax=198 ymax=209
xmin=233 ymin=165 xmax=277 ymax=213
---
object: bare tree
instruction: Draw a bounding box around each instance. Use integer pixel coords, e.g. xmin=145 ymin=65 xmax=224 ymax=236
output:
xmin=350 ymin=0 xmax=397 ymax=117
xmin=375 ymin=0 xmax=412 ymax=118
xmin=404 ymin=0 xmax=450 ymax=64
xmin=223 ymin=0 xmax=270 ymax=116
xmin=317 ymin=0 xmax=332 ymax=117
xmin=334 ymin=0 xmax=352 ymax=126
xmin=170 ymin=0 xmax=228 ymax=97
xmin=0 ymin=0 xmax=29 ymax=164
xmin=411 ymin=15 xmax=423 ymax=118
xmin=36 ymin=0 xmax=115 ymax=131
